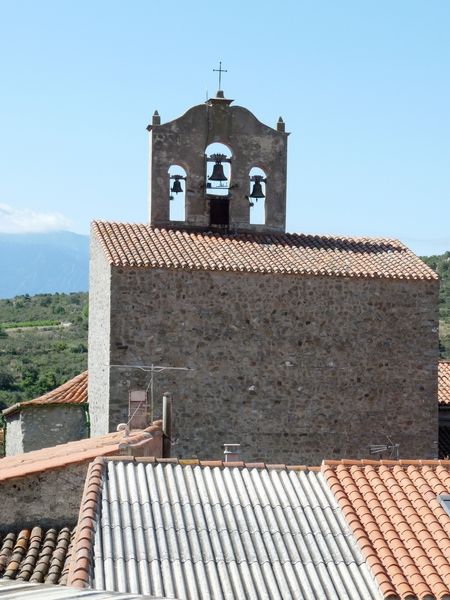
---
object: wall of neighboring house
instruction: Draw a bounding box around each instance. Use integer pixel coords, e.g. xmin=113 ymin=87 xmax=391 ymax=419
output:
xmin=5 ymin=406 xmax=88 ymax=456
xmin=23 ymin=406 xmax=88 ymax=453
xmin=4 ymin=413 xmax=24 ymax=456
xmin=0 ymin=462 xmax=89 ymax=530
xmin=89 ymin=263 xmax=439 ymax=464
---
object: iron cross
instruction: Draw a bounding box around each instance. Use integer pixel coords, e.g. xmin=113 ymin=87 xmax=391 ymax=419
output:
xmin=213 ymin=61 xmax=228 ymax=90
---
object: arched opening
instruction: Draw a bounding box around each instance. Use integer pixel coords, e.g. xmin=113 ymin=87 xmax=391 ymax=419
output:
xmin=205 ymin=143 xmax=232 ymax=197
xmin=249 ymin=167 xmax=267 ymax=225
xmin=168 ymin=165 xmax=187 ymax=221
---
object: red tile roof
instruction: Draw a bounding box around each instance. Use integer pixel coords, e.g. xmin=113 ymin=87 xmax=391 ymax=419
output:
xmin=0 ymin=527 xmax=74 ymax=584
xmin=2 ymin=372 xmax=88 ymax=417
xmin=439 ymin=361 xmax=450 ymax=406
xmin=0 ymin=421 xmax=162 ymax=482
xmin=92 ymin=221 xmax=438 ymax=280
xmin=323 ymin=459 xmax=450 ymax=600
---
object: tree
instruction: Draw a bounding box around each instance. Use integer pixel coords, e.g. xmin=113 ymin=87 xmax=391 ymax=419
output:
xmin=0 ymin=370 xmax=16 ymax=391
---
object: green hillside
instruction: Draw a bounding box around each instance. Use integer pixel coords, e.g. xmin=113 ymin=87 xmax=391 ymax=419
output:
xmin=0 ymin=292 xmax=88 ymax=410
xmin=0 ymin=252 xmax=448 ymax=409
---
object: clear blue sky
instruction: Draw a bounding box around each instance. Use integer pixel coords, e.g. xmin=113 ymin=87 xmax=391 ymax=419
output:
xmin=0 ymin=0 xmax=449 ymax=255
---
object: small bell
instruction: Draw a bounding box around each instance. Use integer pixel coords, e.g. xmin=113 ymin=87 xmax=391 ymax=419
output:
xmin=170 ymin=175 xmax=184 ymax=194
xmin=250 ymin=175 xmax=265 ymax=199
xmin=208 ymin=153 xmax=228 ymax=182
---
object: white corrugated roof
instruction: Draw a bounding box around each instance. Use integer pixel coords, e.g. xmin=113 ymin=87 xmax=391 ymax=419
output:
xmin=0 ymin=579 xmax=158 ymax=598
xmin=92 ymin=461 xmax=382 ymax=600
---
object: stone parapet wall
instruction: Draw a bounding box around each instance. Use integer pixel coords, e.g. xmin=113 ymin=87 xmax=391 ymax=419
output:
xmin=0 ymin=462 xmax=89 ymax=530
xmin=90 ymin=264 xmax=438 ymax=464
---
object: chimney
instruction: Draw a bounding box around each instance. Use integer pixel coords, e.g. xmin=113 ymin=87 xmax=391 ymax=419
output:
xmin=223 ymin=443 xmax=241 ymax=463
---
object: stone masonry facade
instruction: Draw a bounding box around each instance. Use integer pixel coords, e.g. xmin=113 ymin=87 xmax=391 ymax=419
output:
xmin=89 ymin=237 xmax=439 ymax=464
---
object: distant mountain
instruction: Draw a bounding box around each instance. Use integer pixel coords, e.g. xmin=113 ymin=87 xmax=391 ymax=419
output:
xmin=0 ymin=231 xmax=89 ymax=298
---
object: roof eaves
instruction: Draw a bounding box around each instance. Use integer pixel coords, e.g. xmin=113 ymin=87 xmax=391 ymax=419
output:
xmin=0 ymin=443 xmax=119 ymax=483
xmin=2 ymin=403 xmax=22 ymax=417
xmin=2 ymin=402 xmax=87 ymax=417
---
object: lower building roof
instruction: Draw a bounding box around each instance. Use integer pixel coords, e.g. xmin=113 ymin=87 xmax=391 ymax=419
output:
xmin=67 ymin=456 xmax=450 ymax=600
xmin=0 ymin=526 xmax=74 ymax=585
xmin=0 ymin=421 xmax=162 ymax=482
xmin=69 ymin=457 xmax=382 ymax=600
xmin=323 ymin=459 xmax=450 ymax=600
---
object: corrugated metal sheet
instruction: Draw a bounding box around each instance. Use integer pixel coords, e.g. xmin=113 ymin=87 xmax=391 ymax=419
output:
xmin=0 ymin=579 xmax=161 ymax=598
xmin=93 ymin=462 xmax=382 ymax=600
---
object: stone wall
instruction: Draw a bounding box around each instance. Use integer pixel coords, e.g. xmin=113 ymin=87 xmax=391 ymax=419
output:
xmin=5 ymin=406 xmax=88 ymax=456
xmin=0 ymin=462 xmax=89 ymax=530
xmin=90 ymin=262 xmax=439 ymax=464
xmin=88 ymin=234 xmax=111 ymax=437
xmin=24 ymin=406 xmax=88 ymax=453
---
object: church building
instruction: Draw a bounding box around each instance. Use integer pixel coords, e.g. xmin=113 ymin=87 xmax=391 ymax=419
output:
xmin=88 ymin=88 xmax=439 ymax=464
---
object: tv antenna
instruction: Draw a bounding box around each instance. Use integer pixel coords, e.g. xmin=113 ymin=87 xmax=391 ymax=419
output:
xmin=369 ymin=436 xmax=400 ymax=460
xmin=109 ymin=363 xmax=192 ymax=422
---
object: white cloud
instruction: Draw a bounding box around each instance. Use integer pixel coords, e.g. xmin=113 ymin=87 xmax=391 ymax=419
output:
xmin=0 ymin=203 xmax=72 ymax=233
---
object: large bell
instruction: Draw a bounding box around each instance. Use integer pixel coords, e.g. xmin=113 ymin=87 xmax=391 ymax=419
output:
xmin=208 ymin=154 xmax=228 ymax=182
xmin=250 ymin=176 xmax=265 ymax=199
xmin=170 ymin=176 xmax=183 ymax=194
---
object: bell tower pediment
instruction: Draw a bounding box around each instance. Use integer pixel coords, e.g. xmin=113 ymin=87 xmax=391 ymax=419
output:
xmin=147 ymin=92 xmax=288 ymax=234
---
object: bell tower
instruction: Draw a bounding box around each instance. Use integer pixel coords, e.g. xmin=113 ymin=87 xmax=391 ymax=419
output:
xmin=147 ymin=88 xmax=288 ymax=233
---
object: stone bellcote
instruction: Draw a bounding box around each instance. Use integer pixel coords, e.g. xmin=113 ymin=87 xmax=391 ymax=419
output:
xmin=146 ymin=92 xmax=288 ymax=233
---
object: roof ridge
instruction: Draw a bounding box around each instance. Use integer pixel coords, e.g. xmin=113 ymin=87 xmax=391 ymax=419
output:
xmin=91 ymin=220 xmax=408 ymax=246
xmin=100 ymin=456 xmax=321 ymax=470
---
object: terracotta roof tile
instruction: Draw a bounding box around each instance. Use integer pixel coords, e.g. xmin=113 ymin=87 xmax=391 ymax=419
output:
xmin=439 ymin=361 xmax=450 ymax=406
xmin=323 ymin=459 xmax=450 ymax=600
xmin=67 ymin=459 xmax=104 ymax=589
xmin=0 ymin=421 xmax=162 ymax=482
xmin=92 ymin=221 xmax=438 ymax=280
xmin=0 ymin=527 xmax=74 ymax=584
xmin=2 ymin=372 xmax=88 ymax=417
